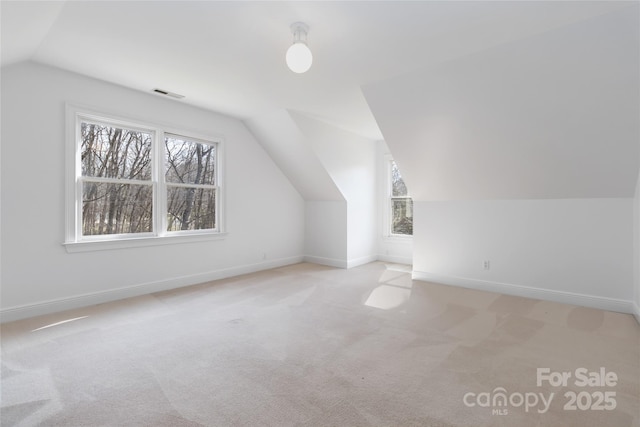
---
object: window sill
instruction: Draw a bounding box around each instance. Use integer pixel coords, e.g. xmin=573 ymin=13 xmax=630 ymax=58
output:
xmin=64 ymin=232 xmax=228 ymax=253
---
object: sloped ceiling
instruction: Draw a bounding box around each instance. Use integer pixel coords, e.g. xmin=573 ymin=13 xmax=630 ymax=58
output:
xmin=363 ymin=6 xmax=640 ymax=201
xmin=245 ymin=110 xmax=344 ymax=201
xmin=1 ymin=1 xmax=631 ymax=141
xmin=288 ymin=110 xmax=376 ymax=204
xmin=1 ymin=1 xmax=638 ymax=202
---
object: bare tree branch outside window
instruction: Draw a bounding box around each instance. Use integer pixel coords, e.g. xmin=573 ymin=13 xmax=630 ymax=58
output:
xmin=79 ymin=120 xmax=218 ymax=237
xmin=165 ymin=136 xmax=217 ymax=231
xmin=390 ymin=161 xmax=412 ymax=235
xmin=81 ymin=122 xmax=153 ymax=235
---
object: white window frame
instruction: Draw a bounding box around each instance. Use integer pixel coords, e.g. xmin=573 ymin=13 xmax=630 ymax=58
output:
xmin=383 ymin=155 xmax=413 ymax=239
xmin=64 ymin=104 xmax=226 ymax=252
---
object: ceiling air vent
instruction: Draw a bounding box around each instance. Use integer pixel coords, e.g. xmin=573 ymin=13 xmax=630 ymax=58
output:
xmin=152 ymin=88 xmax=185 ymax=99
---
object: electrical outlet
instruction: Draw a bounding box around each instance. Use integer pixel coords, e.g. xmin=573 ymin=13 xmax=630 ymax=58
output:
xmin=483 ymin=260 xmax=491 ymax=270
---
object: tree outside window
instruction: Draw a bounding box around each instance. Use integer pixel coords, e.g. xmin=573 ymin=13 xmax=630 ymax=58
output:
xmin=390 ymin=160 xmax=412 ymax=236
xmin=73 ymin=111 xmax=220 ymax=242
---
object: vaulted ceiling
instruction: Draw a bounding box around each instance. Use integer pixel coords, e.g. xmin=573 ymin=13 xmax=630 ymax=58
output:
xmin=2 ymin=1 xmax=638 ymax=201
xmin=1 ymin=1 xmax=631 ymax=140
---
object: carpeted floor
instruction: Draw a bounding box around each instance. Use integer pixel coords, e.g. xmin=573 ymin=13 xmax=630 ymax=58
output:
xmin=1 ymin=262 xmax=639 ymax=426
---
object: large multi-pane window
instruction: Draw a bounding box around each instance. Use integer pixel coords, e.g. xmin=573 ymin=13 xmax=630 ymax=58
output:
xmin=67 ymin=107 xmax=222 ymax=247
xmin=389 ymin=160 xmax=413 ymax=236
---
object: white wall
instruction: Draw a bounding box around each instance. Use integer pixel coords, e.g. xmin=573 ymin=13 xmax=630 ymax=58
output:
xmin=413 ymin=199 xmax=634 ymax=313
xmin=245 ymin=111 xmax=347 ymax=267
xmin=0 ymin=62 xmax=305 ymax=321
xmin=290 ymin=112 xmax=378 ymax=267
xmin=362 ymin=7 xmax=639 ymax=314
xmin=304 ymin=201 xmax=347 ymax=267
xmin=634 ymin=172 xmax=640 ymax=321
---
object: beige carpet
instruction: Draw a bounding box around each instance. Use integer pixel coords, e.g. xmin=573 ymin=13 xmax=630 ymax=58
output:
xmin=1 ymin=262 xmax=638 ymax=426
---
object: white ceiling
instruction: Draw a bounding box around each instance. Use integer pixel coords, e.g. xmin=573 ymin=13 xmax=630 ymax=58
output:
xmin=1 ymin=1 xmax=632 ymax=140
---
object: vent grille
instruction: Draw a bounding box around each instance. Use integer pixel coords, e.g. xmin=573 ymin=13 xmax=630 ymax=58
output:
xmin=152 ymin=88 xmax=185 ymax=99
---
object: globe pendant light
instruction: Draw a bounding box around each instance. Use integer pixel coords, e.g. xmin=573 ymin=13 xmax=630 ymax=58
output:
xmin=286 ymin=22 xmax=312 ymax=73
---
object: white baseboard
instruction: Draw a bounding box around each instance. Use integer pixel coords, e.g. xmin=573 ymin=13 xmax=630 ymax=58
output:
xmin=304 ymin=255 xmax=411 ymax=269
xmin=303 ymin=255 xmax=347 ymax=269
xmin=303 ymin=254 xmax=377 ymax=269
xmin=412 ymin=270 xmax=636 ymax=315
xmin=347 ymin=255 xmax=378 ymax=269
xmin=0 ymin=256 xmax=304 ymax=323
xmin=377 ymin=254 xmax=413 ymax=265
xmin=633 ymin=302 xmax=640 ymax=325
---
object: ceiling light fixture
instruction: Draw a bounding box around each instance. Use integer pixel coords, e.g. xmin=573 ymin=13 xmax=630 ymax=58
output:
xmin=286 ymin=22 xmax=313 ymax=74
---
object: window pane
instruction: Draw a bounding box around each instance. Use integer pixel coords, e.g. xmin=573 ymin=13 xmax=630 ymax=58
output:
xmin=167 ymin=186 xmax=216 ymax=231
xmin=82 ymin=182 xmax=153 ymax=235
xmin=81 ymin=122 xmax=152 ymax=180
xmin=392 ymin=198 xmax=413 ymax=235
xmin=391 ymin=161 xmax=408 ymax=197
xmin=165 ymin=137 xmax=216 ymax=185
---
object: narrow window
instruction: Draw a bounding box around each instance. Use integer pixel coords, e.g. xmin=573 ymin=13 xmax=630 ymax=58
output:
xmin=389 ymin=160 xmax=413 ymax=236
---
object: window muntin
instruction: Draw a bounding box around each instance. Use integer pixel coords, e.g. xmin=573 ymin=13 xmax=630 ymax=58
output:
xmin=70 ymin=109 xmax=221 ymax=244
xmin=389 ymin=160 xmax=413 ymax=236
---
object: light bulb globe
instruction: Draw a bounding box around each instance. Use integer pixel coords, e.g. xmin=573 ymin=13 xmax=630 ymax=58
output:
xmin=286 ymin=42 xmax=313 ymax=73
